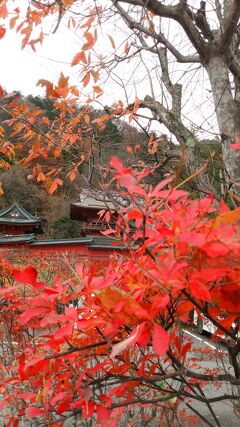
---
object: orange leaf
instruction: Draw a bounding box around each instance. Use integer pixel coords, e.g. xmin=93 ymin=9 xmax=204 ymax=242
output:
xmin=54 ymin=147 xmax=61 ymax=158
xmin=91 ymin=70 xmax=99 ymax=83
xmin=96 ymin=286 xmax=150 ymax=325
xmin=212 ymin=208 xmax=240 ymax=229
xmin=37 ymin=172 xmax=46 ymax=182
xmin=82 ymin=32 xmax=95 ymax=50
xmin=84 ymin=114 xmax=90 ymax=124
xmin=10 ymin=16 xmax=18 ymax=30
xmin=68 ymin=170 xmax=76 ymax=182
xmin=0 ymin=181 xmax=3 ymax=196
xmin=42 ymin=116 xmax=50 ymax=126
xmin=58 ymin=72 xmax=69 ymax=89
xmin=37 ymin=79 xmax=55 ymax=97
xmin=49 ymin=180 xmax=57 ymax=194
xmin=49 ymin=178 xmax=63 ymax=195
xmin=93 ymin=86 xmax=103 ymax=94
xmin=80 ymin=15 xmax=95 ymax=29
xmin=70 ymin=86 xmax=80 ymax=97
xmin=83 ymin=72 xmax=91 ymax=87
xmin=71 ymin=51 xmax=87 ymax=66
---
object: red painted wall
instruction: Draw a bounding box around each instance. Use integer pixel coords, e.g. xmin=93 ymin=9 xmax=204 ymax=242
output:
xmin=0 ymin=242 xmax=122 ymax=261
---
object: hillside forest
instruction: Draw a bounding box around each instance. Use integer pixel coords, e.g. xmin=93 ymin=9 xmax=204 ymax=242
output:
xmin=0 ymin=93 xmax=223 ymax=238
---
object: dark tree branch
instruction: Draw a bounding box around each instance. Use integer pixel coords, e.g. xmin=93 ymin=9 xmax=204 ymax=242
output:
xmin=215 ymin=0 xmax=223 ymax=24
xmin=116 ymin=0 xmax=208 ymax=56
xmin=44 ymin=340 xmax=108 ymax=359
xmin=220 ymin=0 xmax=240 ymax=50
xmin=114 ymin=2 xmax=200 ymax=63
xmin=193 ymin=1 xmax=214 ymax=41
xmin=110 ymin=392 xmax=239 ymax=409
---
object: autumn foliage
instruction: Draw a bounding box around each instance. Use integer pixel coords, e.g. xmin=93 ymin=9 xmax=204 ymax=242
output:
xmin=0 ymin=159 xmax=239 ymax=426
xmin=0 ymin=2 xmax=240 ymax=425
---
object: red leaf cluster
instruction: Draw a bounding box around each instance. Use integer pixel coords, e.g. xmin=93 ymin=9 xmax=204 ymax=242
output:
xmin=0 ymin=163 xmax=240 ymax=425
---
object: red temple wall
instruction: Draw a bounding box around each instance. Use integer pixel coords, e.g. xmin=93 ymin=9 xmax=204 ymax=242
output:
xmin=0 ymin=242 xmax=122 ymax=263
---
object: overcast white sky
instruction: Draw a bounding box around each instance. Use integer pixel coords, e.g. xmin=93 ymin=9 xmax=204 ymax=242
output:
xmin=0 ymin=28 xmax=77 ymax=96
xmin=0 ymin=1 xmax=218 ymax=139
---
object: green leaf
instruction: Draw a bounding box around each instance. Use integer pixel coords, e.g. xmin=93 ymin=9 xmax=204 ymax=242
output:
xmin=156 ymin=381 xmax=165 ymax=388
xmin=186 ymin=137 xmax=197 ymax=148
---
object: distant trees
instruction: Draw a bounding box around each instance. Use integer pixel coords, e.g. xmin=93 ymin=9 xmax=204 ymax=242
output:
xmin=0 ymin=166 xmax=48 ymax=216
xmin=0 ymin=88 xmax=226 ymax=242
xmin=1 ymin=2 xmax=238 ymax=202
xmin=51 ymin=215 xmax=81 ymax=239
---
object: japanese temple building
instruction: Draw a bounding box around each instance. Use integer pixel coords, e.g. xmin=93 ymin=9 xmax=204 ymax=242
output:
xmin=70 ymin=189 xmax=121 ymax=236
xmin=0 ymin=193 xmax=124 ymax=260
xmin=0 ymin=202 xmax=45 ymax=242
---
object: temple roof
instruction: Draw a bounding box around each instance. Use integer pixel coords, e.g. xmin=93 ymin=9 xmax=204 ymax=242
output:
xmin=29 ymin=236 xmax=124 ymax=249
xmin=0 ymin=202 xmax=42 ymax=224
xmin=0 ymin=234 xmax=35 ymax=244
xmin=89 ymin=236 xmax=124 ymax=249
xmin=29 ymin=237 xmax=92 ymax=247
xmin=71 ymin=189 xmax=128 ymax=211
xmin=0 ymin=234 xmax=124 ymax=249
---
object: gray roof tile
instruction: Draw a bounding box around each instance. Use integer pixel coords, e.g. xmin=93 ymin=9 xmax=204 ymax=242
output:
xmin=0 ymin=234 xmax=35 ymax=244
xmin=0 ymin=202 xmax=42 ymax=224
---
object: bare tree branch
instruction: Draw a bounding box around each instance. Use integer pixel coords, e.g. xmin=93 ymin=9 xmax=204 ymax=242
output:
xmin=219 ymin=0 xmax=240 ymax=50
xmin=116 ymin=0 xmax=208 ymax=55
xmin=114 ymin=2 xmax=200 ymax=63
xmin=193 ymin=1 xmax=214 ymax=41
xmin=215 ymin=0 xmax=223 ymax=24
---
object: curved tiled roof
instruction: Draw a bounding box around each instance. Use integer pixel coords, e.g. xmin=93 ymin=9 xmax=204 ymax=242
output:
xmin=0 ymin=234 xmax=35 ymax=244
xmin=71 ymin=189 xmax=128 ymax=210
xmin=0 ymin=202 xmax=42 ymax=224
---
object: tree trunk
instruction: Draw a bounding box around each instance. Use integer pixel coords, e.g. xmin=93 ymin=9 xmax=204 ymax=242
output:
xmin=206 ymin=55 xmax=240 ymax=197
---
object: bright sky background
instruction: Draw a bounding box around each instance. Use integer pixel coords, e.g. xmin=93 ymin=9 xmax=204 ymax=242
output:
xmin=0 ymin=0 xmax=218 ymax=139
xmin=0 ymin=27 xmax=78 ymax=96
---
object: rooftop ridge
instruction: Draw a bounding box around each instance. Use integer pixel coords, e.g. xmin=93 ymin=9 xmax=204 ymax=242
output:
xmin=0 ymin=201 xmax=41 ymax=223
